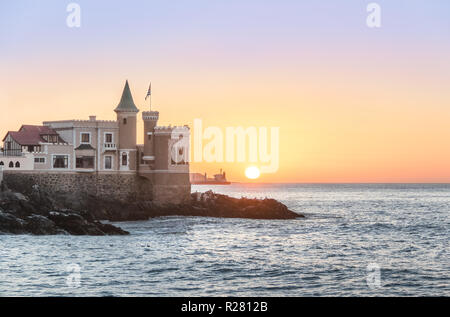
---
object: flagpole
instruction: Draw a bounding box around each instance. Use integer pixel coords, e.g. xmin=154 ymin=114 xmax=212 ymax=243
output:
xmin=146 ymin=82 xmax=152 ymax=110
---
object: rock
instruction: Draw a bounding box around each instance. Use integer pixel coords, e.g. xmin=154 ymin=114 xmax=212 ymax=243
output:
xmin=47 ymin=211 xmax=100 ymax=235
xmin=85 ymin=190 xmax=303 ymax=221
xmin=186 ymin=192 xmax=303 ymax=220
xmin=94 ymin=222 xmax=129 ymax=235
xmin=0 ymin=210 xmax=26 ymax=234
xmin=24 ymin=215 xmax=59 ymax=235
xmin=12 ymin=192 xmax=28 ymax=201
xmin=0 ymin=190 xmax=129 ymax=236
xmin=0 ymin=185 xmax=303 ymax=235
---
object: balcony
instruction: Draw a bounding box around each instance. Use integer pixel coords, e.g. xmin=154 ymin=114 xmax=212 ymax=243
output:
xmin=103 ymin=143 xmax=117 ymax=152
xmin=0 ymin=150 xmax=24 ymax=157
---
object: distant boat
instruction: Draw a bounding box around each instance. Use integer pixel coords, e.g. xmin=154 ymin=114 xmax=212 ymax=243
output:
xmin=190 ymin=169 xmax=231 ymax=185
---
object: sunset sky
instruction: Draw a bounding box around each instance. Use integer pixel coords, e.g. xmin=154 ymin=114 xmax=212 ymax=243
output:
xmin=1 ymin=0 xmax=449 ymax=182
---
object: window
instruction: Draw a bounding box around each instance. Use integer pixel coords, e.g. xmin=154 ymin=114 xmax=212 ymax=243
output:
xmin=148 ymin=134 xmax=152 ymax=141
xmin=34 ymin=157 xmax=45 ymax=164
xmin=104 ymin=156 xmax=112 ymax=169
xmin=123 ymin=118 xmax=127 ymax=125
xmin=105 ymin=133 xmax=113 ymax=143
xmin=121 ymin=153 xmax=127 ymax=166
xmin=53 ymin=155 xmax=69 ymax=169
xmin=15 ymin=162 xmax=20 ymax=168
xmin=76 ymin=156 xmax=94 ymax=169
xmin=6 ymin=141 xmax=11 ymax=150
xmin=49 ymin=135 xmax=58 ymax=143
xmin=28 ymin=146 xmax=34 ymax=152
xmin=81 ymin=133 xmax=90 ymax=144
xmin=0 ymin=161 xmax=3 ymax=166
xmin=9 ymin=161 xmax=14 ymax=168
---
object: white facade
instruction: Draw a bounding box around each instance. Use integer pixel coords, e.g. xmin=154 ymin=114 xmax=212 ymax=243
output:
xmin=42 ymin=118 xmax=120 ymax=172
xmin=0 ymin=153 xmax=34 ymax=171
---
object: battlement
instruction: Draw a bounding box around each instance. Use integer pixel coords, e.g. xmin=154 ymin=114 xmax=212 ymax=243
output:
xmin=154 ymin=125 xmax=190 ymax=135
xmin=43 ymin=118 xmax=118 ymax=129
xmin=142 ymin=111 xmax=159 ymax=121
xmin=154 ymin=125 xmax=190 ymax=130
xmin=44 ymin=119 xmax=117 ymax=124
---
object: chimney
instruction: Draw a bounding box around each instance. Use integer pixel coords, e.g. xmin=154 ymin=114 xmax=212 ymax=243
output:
xmin=89 ymin=115 xmax=96 ymax=121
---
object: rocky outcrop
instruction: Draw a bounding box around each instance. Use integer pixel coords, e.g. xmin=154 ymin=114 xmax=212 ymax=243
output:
xmin=87 ymin=191 xmax=303 ymax=222
xmin=0 ymin=188 xmax=129 ymax=235
xmin=0 ymin=183 xmax=303 ymax=235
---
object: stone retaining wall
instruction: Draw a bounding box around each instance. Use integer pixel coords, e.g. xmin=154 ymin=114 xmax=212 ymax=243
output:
xmin=3 ymin=171 xmax=152 ymax=202
xmin=3 ymin=171 xmax=192 ymax=204
xmin=152 ymin=184 xmax=191 ymax=204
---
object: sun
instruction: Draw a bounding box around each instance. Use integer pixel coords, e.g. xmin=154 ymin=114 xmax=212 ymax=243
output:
xmin=245 ymin=166 xmax=261 ymax=179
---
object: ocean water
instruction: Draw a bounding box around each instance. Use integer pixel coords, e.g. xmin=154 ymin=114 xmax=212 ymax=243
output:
xmin=0 ymin=183 xmax=448 ymax=296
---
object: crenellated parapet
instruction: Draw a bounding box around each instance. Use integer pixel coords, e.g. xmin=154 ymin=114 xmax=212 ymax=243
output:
xmin=142 ymin=111 xmax=159 ymax=121
xmin=154 ymin=125 xmax=190 ymax=136
xmin=45 ymin=119 xmax=117 ymax=123
xmin=43 ymin=119 xmax=118 ymax=129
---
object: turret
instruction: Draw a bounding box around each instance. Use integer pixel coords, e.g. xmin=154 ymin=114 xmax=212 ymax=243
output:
xmin=114 ymin=80 xmax=139 ymax=170
xmin=142 ymin=110 xmax=159 ymax=162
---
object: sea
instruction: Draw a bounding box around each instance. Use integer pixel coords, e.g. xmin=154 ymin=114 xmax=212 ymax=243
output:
xmin=0 ymin=183 xmax=448 ymax=296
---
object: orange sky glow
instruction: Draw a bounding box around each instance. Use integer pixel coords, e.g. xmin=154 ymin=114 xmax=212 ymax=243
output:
xmin=1 ymin=1 xmax=449 ymax=183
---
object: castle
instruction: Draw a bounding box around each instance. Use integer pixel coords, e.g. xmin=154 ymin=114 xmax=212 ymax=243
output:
xmin=0 ymin=81 xmax=191 ymax=204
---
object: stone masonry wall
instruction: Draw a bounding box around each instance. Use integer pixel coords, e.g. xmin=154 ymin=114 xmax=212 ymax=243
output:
xmin=2 ymin=171 xmax=153 ymax=202
xmin=152 ymin=185 xmax=191 ymax=205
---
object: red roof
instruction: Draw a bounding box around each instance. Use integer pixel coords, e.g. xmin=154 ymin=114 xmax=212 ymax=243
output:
xmin=2 ymin=125 xmax=64 ymax=145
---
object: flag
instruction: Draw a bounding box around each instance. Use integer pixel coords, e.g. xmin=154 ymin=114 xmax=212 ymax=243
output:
xmin=145 ymin=83 xmax=151 ymax=100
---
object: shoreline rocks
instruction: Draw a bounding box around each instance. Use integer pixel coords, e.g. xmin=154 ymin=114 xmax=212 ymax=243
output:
xmin=88 ymin=190 xmax=303 ymax=222
xmin=0 ymin=185 xmax=304 ymax=235
xmin=0 ymin=189 xmax=129 ymax=235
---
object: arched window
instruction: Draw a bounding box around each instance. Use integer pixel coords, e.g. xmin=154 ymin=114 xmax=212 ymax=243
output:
xmin=0 ymin=161 xmax=4 ymax=166
xmin=9 ymin=161 xmax=14 ymax=168
xmin=15 ymin=161 xmax=20 ymax=168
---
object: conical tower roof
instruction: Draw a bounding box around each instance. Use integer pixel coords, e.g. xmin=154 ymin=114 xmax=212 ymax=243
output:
xmin=114 ymin=80 xmax=139 ymax=113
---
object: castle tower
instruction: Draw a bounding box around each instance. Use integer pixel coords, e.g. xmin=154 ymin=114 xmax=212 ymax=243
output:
xmin=142 ymin=110 xmax=159 ymax=163
xmin=114 ymin=80 xmax=139 ymax=171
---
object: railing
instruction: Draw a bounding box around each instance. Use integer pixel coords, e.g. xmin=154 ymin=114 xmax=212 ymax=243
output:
xmin=103 ymin=143 xmax=117 ymax=152
xmin=0 ymin=151 xmax=24 ymax=157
